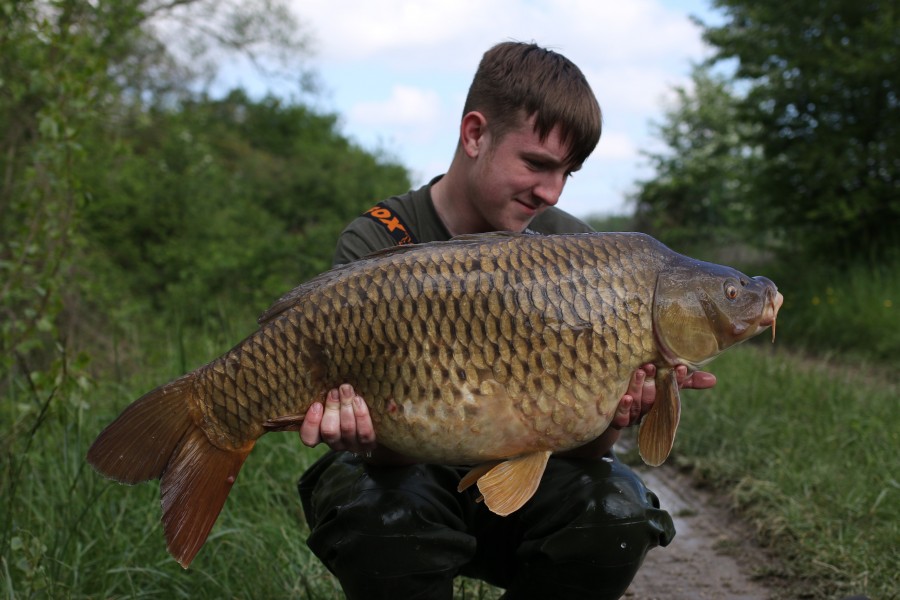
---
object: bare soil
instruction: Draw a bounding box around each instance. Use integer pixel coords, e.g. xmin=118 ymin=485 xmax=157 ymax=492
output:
xmin=624 ymin=458 xmax=777 ymax=600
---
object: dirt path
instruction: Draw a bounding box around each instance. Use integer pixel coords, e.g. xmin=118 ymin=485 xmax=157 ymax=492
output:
xmin=623 ymin=455 xmax=776 ymax=600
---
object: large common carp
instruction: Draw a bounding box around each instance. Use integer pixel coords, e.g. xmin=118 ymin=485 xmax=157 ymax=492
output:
xmin=88 ymin=232 xmax=782 ymax=567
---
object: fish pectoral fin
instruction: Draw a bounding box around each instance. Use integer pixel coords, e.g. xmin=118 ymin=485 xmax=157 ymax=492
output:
xmin=470 ymin=451 xmax=552 ymax=516
xmin=637 ymin=367 xmax=682 ymax=467
xmin=262 ymin=414 xmax=306 ymax=432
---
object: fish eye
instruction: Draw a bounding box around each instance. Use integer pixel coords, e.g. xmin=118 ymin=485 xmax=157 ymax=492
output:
xmin=725 ymin=283 xmax=739 ymax=300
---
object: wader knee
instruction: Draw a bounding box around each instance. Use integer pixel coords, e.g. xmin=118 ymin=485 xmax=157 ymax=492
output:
xmin=298 ymin=452 xmax=476 ymax=600
xmin=503 ymin=455 xmax=675 ymax=600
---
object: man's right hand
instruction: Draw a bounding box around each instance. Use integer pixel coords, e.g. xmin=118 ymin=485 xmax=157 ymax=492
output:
xmin=299 ymin=384 xmax=377 ymax=454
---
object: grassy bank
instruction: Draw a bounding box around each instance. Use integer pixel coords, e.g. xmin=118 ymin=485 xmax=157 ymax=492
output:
xmin=669 ymin=343 xmax=899 ymax=599
xmin=766 ymin=256 xmax=900 ymax=363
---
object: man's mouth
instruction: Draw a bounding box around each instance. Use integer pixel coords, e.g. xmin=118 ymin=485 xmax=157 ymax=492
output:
xmin=514 ymin=197 xmax=540 ymax=214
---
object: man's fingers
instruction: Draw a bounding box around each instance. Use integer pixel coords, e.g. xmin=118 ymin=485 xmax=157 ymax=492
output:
xmin=685 ymin=370 xmax=717 ymax=389
xmin=612 ymin=395 xmax=633 ymax=429
xmin=634 ymin=364 xmax=657 ymax=418
xmin=299 ymin=402 xmax=323 ymax=447
xmin=352 ymin=393 xmax=377 ymax=450
xmin=675 ymin=366 xmax=717 ymax=390
xmin=626 ymin=368 xmax=646 ymax=401
xmin=339 ymin=384 xmax=357 ymax=438
xmin=320 ymin=388 xmax=344 ymax=448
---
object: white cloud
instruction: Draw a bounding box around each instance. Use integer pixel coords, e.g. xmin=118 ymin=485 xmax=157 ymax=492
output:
xmin=349 ymin=85 xmax=441 ymax=127
xmin=592 ymin=130 xmax=639 ymax=160
xmin=293 ymin=0 xmax=491 ymax=64
xmin=292 ymin=0 xmax=706 ymax=69
xmin=347 ymin=85 xmax=445 ymax=148
xmin=277 ymin=0 xmax=714 ymax=215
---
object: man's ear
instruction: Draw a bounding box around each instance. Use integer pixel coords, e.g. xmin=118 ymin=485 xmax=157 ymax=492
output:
xmin=460 ymin=111 xmax=489 ymax=158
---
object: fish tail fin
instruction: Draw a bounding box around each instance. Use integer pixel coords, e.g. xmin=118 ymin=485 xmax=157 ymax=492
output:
xmin=87 ymin=374 xmax=253 ymax=568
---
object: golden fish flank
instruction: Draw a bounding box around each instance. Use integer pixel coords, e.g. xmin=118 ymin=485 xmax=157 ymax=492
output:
xmin=87 ymin=231 xmax=782 ymax=568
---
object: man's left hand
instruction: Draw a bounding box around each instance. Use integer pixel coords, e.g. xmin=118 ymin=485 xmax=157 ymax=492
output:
xmin=610 ymin=364 xmax=716 ymax=429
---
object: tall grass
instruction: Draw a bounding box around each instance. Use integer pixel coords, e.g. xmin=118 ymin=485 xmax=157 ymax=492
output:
xmin=1 ymin=309 xmax=338 ymax=598
xmin=669 ymin=343 xmax=899 ymax=599
xmin=763 ymin=255 xmax=900 ymax=363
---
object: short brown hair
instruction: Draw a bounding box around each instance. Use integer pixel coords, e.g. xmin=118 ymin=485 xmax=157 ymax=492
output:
xmin=463 ymin=41 xmax=602 ymax=168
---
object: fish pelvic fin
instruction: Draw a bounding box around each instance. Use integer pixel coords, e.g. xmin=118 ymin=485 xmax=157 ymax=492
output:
xmin=86 ymin=374 xmax=253 ymax=568
xmin=457 ymin=460 xmax=503 ymax=493
xmin=465 ymin=451 xmax=552 ymax=516
xmin=637 ymin=367 xmax=682 ymax=467
xmin=262 ymin=413 xmax=307 ymax=432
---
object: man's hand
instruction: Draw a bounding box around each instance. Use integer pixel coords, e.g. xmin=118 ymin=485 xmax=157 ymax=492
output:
xmin=299 ymin=384 xmax=377 ymax=454
xmin=610 ymin=364 xmax=717 ymax=429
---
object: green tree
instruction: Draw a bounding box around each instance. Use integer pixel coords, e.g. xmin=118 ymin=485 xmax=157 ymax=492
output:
xmin=0 ymin=0 xmax=143 ymax=376
xmin=2 ymin=3 xmax=408 ymax=588
xmin=701 ymin=0 xmax=900 ymax=260
xmin=79 ymin=90 xmax=410 ymax=326
xmin=0 ymin=0 xmax=311 ymax=377
xmin=631 ymin=66 xmax=763 ymax=254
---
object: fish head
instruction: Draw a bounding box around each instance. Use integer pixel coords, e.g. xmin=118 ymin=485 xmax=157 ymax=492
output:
xmin=653 ymin=261 xmax=783 ymax=369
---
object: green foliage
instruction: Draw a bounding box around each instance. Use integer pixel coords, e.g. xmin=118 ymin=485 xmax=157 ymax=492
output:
xmin=672 ymin=347 xmax=899 ymax=599
xmin=0 ymin=0 xmax=139 ymax=373
xmin=701 ymin=0 xmax=900 ymax=260
xmin=766 ymin=252 xmax=900 ymax=362
xmin=1 ymin=1 xmax=409 ymax=595
xmin=78 ymin=90 xmax=409 ymax=331
xmin=634 ymin=0 xmax=899 ymax=262
xmin=631 ymin=66 xmax=765 ymax=252
xmin=584 ymin=213 xmax=638 ymax=233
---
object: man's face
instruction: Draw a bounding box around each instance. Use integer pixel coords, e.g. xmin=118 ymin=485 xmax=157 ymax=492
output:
xmin=468 ymin=114 xmax=578 ymax=233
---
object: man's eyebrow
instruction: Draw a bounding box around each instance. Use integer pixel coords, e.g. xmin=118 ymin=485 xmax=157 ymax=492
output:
xmin=521 ymin=150 xmax=567 ymax=167
xmin=522 ymin=150 xmax=581 ymax=174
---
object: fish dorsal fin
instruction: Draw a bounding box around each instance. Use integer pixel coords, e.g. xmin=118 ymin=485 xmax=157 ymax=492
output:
xmin=638 ymin=367 xmax=682 ymax=466
xmin=465 ymin=451 xmax=552 ymax=516
xmin=450 ymin=231 xmax=528 ymax=242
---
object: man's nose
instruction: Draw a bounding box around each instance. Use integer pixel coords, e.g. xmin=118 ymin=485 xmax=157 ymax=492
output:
xmin=533 ymin=172 xmax=566 ymax=206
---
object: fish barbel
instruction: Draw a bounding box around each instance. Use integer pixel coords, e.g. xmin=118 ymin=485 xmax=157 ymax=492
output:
xmin=87 ymin=232 xmax=783 ymax=567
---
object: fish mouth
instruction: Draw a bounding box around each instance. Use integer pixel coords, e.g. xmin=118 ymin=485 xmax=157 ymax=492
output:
xmin=758 ymin=287 xmax=784 ymax=342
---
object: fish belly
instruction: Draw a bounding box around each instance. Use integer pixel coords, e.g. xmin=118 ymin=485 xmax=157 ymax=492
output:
xmin=301 ymin=235 xmax=657 ymax=463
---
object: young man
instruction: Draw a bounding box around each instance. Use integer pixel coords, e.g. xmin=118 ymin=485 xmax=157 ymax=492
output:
xmin=297 ymin=42 xmax=714 ymax=599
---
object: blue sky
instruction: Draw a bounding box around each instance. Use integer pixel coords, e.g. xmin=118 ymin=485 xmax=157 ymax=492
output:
xmin=217 ymin=0 xmax=720 ymax=218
